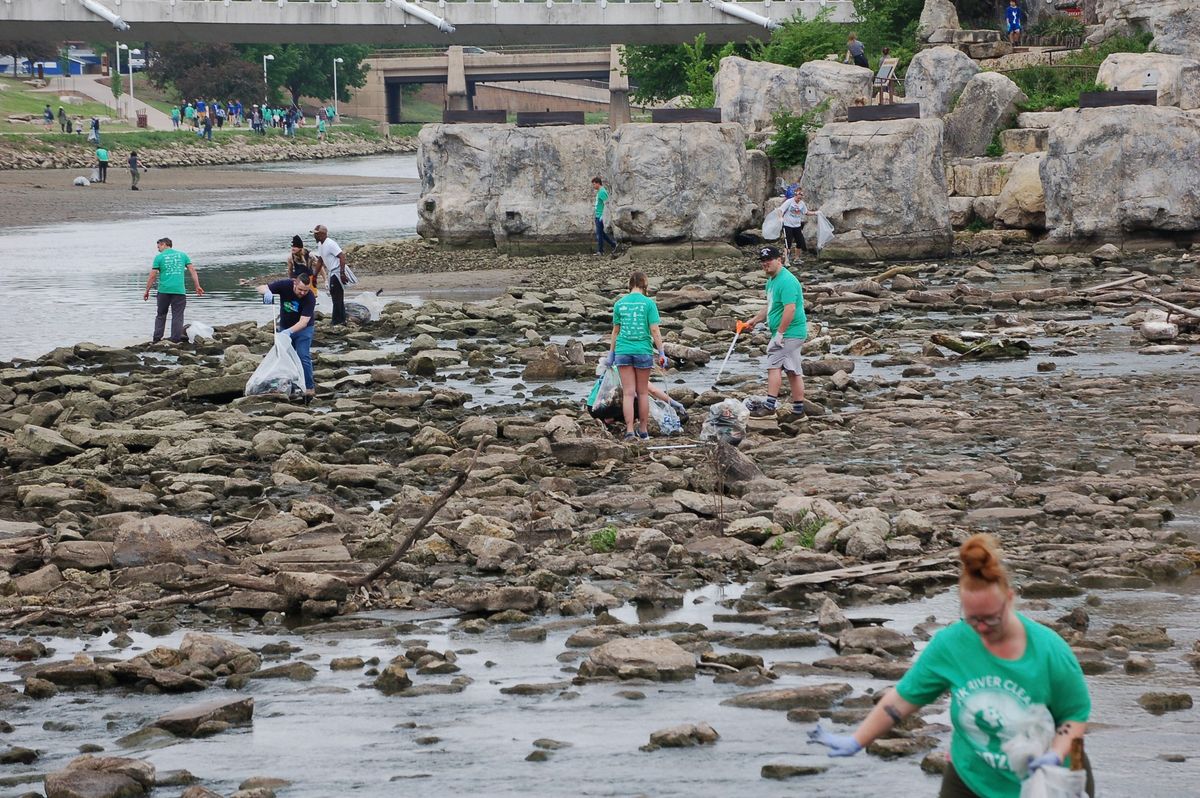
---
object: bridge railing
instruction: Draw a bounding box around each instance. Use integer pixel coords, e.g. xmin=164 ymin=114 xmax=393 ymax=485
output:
xmin=372 ymin=44 xmax=612 ymax=57
xmin=183 ymin=0 xmax=816 ymax=4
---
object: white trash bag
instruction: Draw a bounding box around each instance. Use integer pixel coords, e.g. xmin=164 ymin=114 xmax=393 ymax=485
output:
xmin=648 ymin=396 xmax=682 ymax=436
xmin=90 ymin=168 xmax=100 ymax=182
xmin=184 ymin=322 xmax=215 ymax=343
xmin=699 ymin=398 xmax=751 ymax=447
xmin=244 ymin=331 xmax=306 ymax=399
xmin=344 ymin=290 xmax=384 ymax=324
xmin=816 ymin=211 xmax=835 ymax=250
xmin=73 ymin=176 xmax=90 ymax=187
xmin=1019 ymin=766 xmax=1087 ymax=798
xmin=588 ymin=364 xmax=621 ymax=415
xmin=761 ymin=207 xmax=784 ymax=241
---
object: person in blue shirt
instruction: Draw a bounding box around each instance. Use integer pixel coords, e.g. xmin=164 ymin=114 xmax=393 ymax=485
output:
xmin=1006 ymin=1 xmax=1025 ymax=46
xmin=256 ymin=270 xmax=317 ymax=404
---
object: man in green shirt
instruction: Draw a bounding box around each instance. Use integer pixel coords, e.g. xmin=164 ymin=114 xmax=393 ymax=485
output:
xmin=142 ymin=237 xmax=204 ymax=343
xmin=591 ymin=176 xmax=619 ymax=256
xmin=738 ymin=246 xmax=808 ymax=418
xmin=95 ymin=147 xmax=109 ymax=183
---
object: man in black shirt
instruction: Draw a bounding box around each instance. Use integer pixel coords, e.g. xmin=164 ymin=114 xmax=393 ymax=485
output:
xmin=256 ymin=271 xmax=317 ymax=403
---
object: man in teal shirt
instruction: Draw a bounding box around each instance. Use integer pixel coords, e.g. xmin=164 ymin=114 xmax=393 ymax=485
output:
xmin=739 ymin=246 xmax=808 ymax=418
xmin=591 ymin=176 xmax=619 ymax=256
xmin=142 ymin=237 xmax=204 ymax=343
xmin=95 ymin=147 xmax=109 ymax=183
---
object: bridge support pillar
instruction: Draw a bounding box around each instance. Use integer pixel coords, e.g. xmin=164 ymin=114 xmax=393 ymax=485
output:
xmin=608 ymin=45 xmax=631 ymax=129
xmin=447 ymin=46 xmax=471 ymax=111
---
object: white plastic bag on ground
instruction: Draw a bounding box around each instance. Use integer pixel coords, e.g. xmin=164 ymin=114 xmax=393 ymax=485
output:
xmin=588 ymin=365 xmax=621 ymax=414
xmin=699 ymin=398 xmax=751 ymax=447
xmin=244 ymin=332 xmax=305 ymax=399
xmin=90 ymin=169 xmax=100 ymax=182
xmin=762 ymin=207 xmax=784 ymax=241
xmin=648 ymin=397 xmax=682 ymax=436
xmin=184 ymin=322 xmax=214 ymax=343
xmin=346 ymin=291 xmax=384 ymax=322
xmin=1019 ymin=766 xmax=1087 ymax=798
xmin=816 ymin=211 xmax=835 ymax=250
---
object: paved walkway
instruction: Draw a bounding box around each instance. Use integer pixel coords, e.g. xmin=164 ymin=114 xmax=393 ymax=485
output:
xmin=39 ymin=75 xmax=174 ymax=131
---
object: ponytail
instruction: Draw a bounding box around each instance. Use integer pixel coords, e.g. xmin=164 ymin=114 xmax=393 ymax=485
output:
xmin=959 ymin=533 xmax=1009 ymax=591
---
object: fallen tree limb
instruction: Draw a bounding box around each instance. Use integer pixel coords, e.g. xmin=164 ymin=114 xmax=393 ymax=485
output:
xmin=1081 ymin=273 xmax=1147 ymax=293
xmin=0 ymin=584 xmax=235 ymax=626
xmin=871 ymin=264 xmax=925 ymax=282
xmin=353 ymin=439 xmax=485 ymax=588
xmin=1135 ymin=292 xmax=1200 ymax=321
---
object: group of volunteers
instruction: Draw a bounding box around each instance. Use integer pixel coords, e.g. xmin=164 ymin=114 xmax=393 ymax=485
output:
xmin=140 ymin=224 xmax=353 ymax=404
xmin=170 ymin=99 xmax=337 ymax=140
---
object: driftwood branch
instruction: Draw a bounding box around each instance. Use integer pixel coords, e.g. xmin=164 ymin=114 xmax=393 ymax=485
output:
xmin=353 ymin=439 xmax=486 ymax=588
xmin=1081 ymin=273 xmax=1147 ymax=293
xmin=0 ymin=585 xmax=235 ymax=627
xmin=1135 ymin=292 xmax=1200 ymax=321
xmin=871 ymin=264 xmax=925 ymax=282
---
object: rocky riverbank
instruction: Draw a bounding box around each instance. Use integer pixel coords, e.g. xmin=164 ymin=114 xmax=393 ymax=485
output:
xmin=2 ymin=244 xmax=1200 ymax=795
xmin=0 ymin=133 xmax=416 ymax=171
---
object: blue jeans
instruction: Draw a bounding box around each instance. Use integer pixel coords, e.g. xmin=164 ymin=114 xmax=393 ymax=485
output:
xmin=595 ymin=216 xmax=617 ymax=253
xmin=288 ymin=325 xmax=315 ymax=391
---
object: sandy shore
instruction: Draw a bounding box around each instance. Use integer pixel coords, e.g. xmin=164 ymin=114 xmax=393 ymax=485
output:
xmin=1 ymin=165 xmax=418 ymax=229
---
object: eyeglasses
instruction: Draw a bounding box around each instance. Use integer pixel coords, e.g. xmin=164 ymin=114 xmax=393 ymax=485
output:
xmin=963 ymin=599 xmax=1008 ymax=628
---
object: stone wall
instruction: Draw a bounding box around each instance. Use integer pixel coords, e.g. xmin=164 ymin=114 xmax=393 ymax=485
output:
xmin=1093 ymin=0 xmax=1200 ymax=59
xmin=713 ymin=56 xmax=872 ymax=131
xmin=800 ymin=118 xmax=953 ymax=260
xmin=1041 ymin=105 xmax=1200 ymax=246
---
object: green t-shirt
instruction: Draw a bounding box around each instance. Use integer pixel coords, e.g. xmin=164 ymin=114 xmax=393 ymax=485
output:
xmin=766 ymin=267 xmax=807 ymax=339
xmin=95 ymin=148 xmax=109 ymax=162
xmin=612 ymin=291 xmax=660 ymax=356
xmin=152 ymin=248 xmax=192 ymax=295
xmin=895 ymin=615 xmax=1091 ymax=798
xmin=595 ymin=186 xmax=609 ymax=220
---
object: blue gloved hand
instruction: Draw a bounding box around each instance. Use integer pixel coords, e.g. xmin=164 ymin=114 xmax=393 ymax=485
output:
xmin=807 ymin=724 xmax=863 ymax=757
xmin=658 ymin=349 xmax=669 ymax=368
xmin=262 ymin=289 xmax=274 ymax=305
xmin=604 ymin=351 xmax=615 ymax=368
xmin=1028 ymin=751 xmax=1062 ymax=773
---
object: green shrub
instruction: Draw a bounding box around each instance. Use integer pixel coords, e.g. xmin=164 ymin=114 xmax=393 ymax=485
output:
xmin=1008 ymin=64 xmax=1107 ymax=111
xmin=766 ymin=100 xmax=829 ymax=170
xmin=589 ymin=525 xmax=618 ymax=553
xmin=1028 ymin=15 xmax=1086 ymax=41
xmin=985 ymin=131 xmax=1005 ymax=157
xmin=751 ymin=10 xmax=846 ymax=67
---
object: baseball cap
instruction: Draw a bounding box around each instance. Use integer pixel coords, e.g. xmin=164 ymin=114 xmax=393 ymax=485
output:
xmin=758 ymin=246 xmax=781 ymax=261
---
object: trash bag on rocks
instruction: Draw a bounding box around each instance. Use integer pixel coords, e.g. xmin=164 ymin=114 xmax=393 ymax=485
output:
xmin=344 ymin=302 xmax=372 ymax=325
xmin=73 ymin=176 xmax=90 ymax=187
xmin=762 ymin=208 xmax=784 ymax=241
xmin=245 ymin=332 xmax=305 ymax=399
xmin=184 ymin=322 xmax=214 ymax=343
xmin=699 ymin=399 xmax=750 ymax=447
xmin=816 ymin=212 xmax=835 ymax=250
xmin=649 ymin=397 xmax=682 ymax=436
xmin=347 ymin=291 xmax=384 ymax=322
xmin=588 ymin=365 xmax=621 ymax=415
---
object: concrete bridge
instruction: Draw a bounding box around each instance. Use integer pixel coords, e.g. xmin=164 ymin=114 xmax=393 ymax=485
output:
xmin=2 ymin=0 xmax=856 ymax=46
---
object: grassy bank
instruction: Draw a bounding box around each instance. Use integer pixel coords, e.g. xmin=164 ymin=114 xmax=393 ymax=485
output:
xmin=0 ymin=77 xmax=137 ymax=133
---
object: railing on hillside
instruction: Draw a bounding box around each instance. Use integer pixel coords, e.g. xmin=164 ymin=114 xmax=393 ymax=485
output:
xmin=1021 ymin=34 xmax=1085 ymax=49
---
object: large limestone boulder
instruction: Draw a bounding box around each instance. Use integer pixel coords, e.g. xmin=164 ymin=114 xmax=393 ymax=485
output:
xmin=112 ymin=516 xmax=233 ymax=568
xmin=582 ymin=637 xmax=696 ymax=681
xmin=609 ymin=123 xmax=757 ymax=242
xmin=714 ymin=56 xmax=872 ymax=131
xmin=1093 ymin=0 xmax=1200 ymax=59
xmin=994 ymin=153 xmax=1046 ymax=229
xmin=904 ymin=46 xmax=981 ymax=118
xmin=917 ymin=0 xmax=960 ymax=41
xmin=417 ymin=124 xmax=608 ymax=249
xmin=800 ymin=118 xmax=953 ymax=260
xmin=1096 ymin=52 xmax=1200 ymax=109
xmin=944 ymin=72 xmax=1027 ymax=158
xmin=1040 ymin=106 xmax=1200 ymax=245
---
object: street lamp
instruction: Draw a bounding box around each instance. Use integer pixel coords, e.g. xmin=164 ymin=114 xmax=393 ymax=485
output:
xmin=126 ymin=45 xmax=135 ymax=119
xmin=262 ymin=53 xmax=274 ymax=105
xmin=115 ymin=42 xmax=126 ymax=115
xmin=332 ymin=57 xmax=344 ymax=121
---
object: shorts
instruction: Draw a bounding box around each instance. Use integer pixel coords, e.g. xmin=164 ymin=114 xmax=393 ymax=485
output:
xmin=1007 ymin=23 xmax=1021 ymax=33
xmin=784 ymin=225 xmax=808 ymax=251
xmin=764 ymin=337 xmax=804 ymax=374
xmin=614 ymin=353 xmax=654 ymax=370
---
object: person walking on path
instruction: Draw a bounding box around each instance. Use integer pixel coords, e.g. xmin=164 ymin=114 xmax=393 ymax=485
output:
xmin=89 ymin=117 xmax=101 ymax=145
xmin=143 ymin=237 xmax=204 ymax=343
xmin=317 ymin=114 xmax=327 ymax=142
xmin=809 ymin=533 xmax=1094 ymax=798
xmin=738 ymin=246 xmax=808 ymax=420
xmin=1006 ymin=0 xmax=1025 ymax=46
xmin=604 ymin=271 xmax=667 ymax=441
xmin=313 ymin=224 xmax=355 ymax=326
xmin=286 ymin=235 xmax=321 ymax=297
xmin=592 ymin=177 xmax=619 ymax=256
xmin=43 ymin=104 xmax=54 ymax=130
xmin=185 ymin=102 xmax=196 ymax=129
xmin=170 ymin=105 xmax=180 ymax=131
xmin=57 ymin=106 xmax=67 ymax=133
xmin=202 ymin=112 xmax=214 ymax=141
xmin=844 ymin=33 xmax=869 ymax=68
xmin=778 ymin=188 xmax=818 ymax=266
xmin=257 ymin=271 xmax=318 ymax=404
xmin=129 ymin=150 xmax=148 ymax=191
xmin=95 ymin=146 xmax=110 ymax=183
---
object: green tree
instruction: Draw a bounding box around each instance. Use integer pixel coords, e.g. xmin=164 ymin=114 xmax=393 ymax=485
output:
xmin=111 ymin=68 xmax=122 ymax=103
xmin=623 ymin=39 xmax=744 ymax=105
xmin=237 ymin=44 xmax=372 ymax=106
xmin=751 ymin=11 xmax=846 ymax=67
xmin=147 ymin=43 xmax=262 ymax=104
xmin=0 ymin=40 xmax=57 ymax=74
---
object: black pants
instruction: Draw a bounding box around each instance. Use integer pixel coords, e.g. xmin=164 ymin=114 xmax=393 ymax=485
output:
xmin=939 ymin=758 xmax=1095 ymax=798
xmin=784 ymin=225 xmax=807 ymax=251
xmin=98 ymin=161 xmax=107 ymax=183
xmin=153 ymin=293 xmax=186 ymax=342
xmin=329 ymin=275 xmax=346 ymax=325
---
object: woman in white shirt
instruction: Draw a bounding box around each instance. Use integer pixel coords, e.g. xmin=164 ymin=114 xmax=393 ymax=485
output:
xmin=779 ymin=189 xmax=818 ymax=265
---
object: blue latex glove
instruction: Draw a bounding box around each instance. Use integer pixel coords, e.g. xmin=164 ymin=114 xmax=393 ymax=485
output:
xmin=807 ymin=724 xmax=863 ymax=757
xmin=604 ymin=351 xmax=615 ymax=368
xmin=262 ymin=289 xmax=274 ymax=305
xmin=658 ymin=349 xmax=669 ymax=368
xmin=1028 ymin=751 xmax=1062 ymax=773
